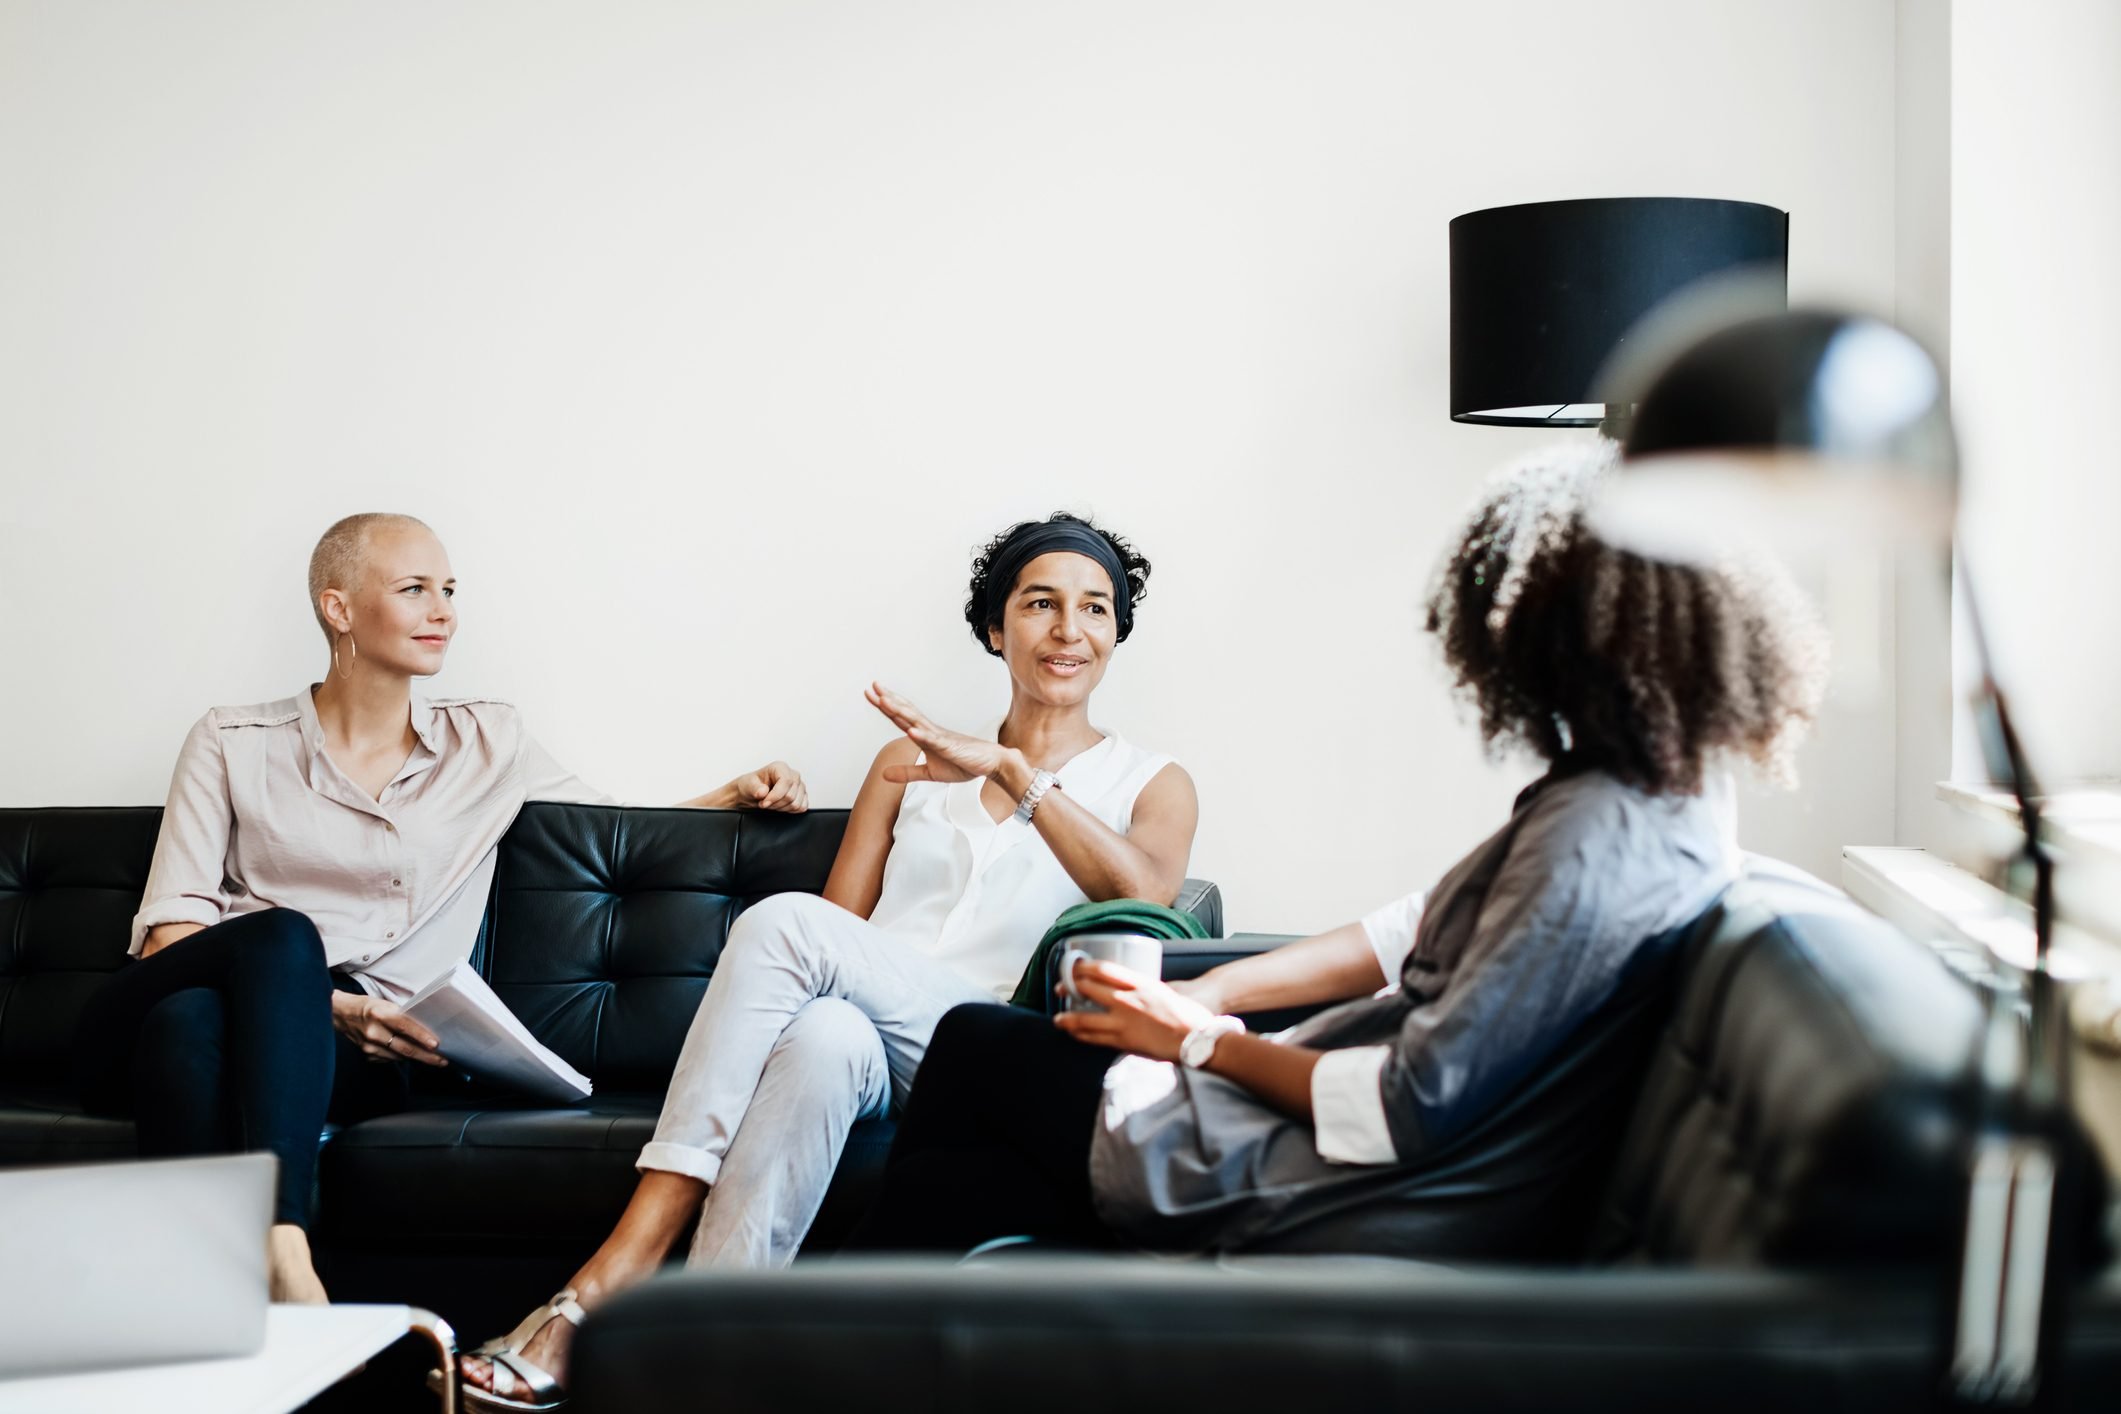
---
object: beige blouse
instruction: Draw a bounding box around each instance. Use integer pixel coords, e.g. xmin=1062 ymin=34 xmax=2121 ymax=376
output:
xmin=131 ymin=687 xmax=610 ymax=1000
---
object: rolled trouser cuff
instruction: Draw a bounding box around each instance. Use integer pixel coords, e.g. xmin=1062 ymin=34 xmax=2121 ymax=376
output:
xmin=637 ymin=1140 xmax=722 ymax=1185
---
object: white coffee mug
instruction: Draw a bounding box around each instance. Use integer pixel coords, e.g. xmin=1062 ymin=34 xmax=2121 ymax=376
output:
xmin=1059 ymin=932 xmax=1164 ymax=1013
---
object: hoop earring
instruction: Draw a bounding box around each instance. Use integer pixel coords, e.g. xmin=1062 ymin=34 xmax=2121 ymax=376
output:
xmin=332 ymin=632 xmax=358 ymax=681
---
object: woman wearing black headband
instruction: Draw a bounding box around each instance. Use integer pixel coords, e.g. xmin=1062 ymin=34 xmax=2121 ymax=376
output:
xmin=461 ymin=512 xmax=1196 ymax=1411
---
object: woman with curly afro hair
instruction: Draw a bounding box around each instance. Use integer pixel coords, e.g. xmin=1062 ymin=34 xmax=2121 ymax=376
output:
xmin=1425 ymin=437 xmax=1824 ymax=795
xmin=843 ymin=438 xmax=1827 ymax=1263
xmin=462 ymin=512 xmax=1196 ymax=1410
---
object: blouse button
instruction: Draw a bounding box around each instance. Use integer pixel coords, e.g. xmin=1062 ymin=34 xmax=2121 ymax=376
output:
xmin=391 ymin=878 xmax=402 ymax=888
xmin=385 ymin=930 xmax=397 ymax=940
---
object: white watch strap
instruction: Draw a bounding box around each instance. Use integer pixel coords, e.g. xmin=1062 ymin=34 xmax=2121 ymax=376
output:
xmin=1181 ymin=1014 xmax=1244 ymax=1069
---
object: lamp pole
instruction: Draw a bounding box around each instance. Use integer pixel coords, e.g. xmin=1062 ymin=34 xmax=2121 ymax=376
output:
xmin=1948 ymin=559 xmax=2070 ymax=1408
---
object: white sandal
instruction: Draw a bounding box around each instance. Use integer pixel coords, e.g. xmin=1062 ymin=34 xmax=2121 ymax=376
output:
xmin=432 ymin=1288 xmax=587 ymax=1412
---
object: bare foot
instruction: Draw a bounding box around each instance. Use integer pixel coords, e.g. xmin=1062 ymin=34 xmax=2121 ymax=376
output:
xmin=267 ymin=1223 xmax=330 ymax=1305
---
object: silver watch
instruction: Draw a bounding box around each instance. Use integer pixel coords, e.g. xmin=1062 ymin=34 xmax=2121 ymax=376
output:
xmin=1180 ymin=1015 xmax=1244 ymax=1069
xmin=1013 ymin=768 xmax=1060 ymax=823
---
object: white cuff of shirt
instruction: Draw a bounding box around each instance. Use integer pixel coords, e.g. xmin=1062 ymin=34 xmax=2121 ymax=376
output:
xmin=1310 ymin=1044 xmax=1398 ymax=1165
xmin=1358 ymin=889 xmax=1426 ymax=991
xmin=128 ymin=898 xmax=224 ymax=957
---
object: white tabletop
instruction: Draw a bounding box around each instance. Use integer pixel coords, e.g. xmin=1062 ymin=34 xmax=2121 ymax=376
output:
xmin=0 ymin=1303 xmax=418 ymax=1414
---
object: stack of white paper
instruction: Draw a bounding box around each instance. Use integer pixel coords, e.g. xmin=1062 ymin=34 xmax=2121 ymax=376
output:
xmin=403 ymin=960 xmax=593 ymax=1103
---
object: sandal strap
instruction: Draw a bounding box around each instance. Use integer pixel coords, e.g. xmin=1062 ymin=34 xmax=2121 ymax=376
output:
xmin=464 ymin=1287 xmax=587 ymax=1407
xmin=490 ymin=1289 xmax=586 ymax=1356
xmin=488 ymin=1348 xmax=561 ymax=1402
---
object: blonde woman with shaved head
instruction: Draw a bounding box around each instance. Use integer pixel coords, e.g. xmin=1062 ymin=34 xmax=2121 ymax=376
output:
xmin=74 ymin=513 xmax=806 ymax=1305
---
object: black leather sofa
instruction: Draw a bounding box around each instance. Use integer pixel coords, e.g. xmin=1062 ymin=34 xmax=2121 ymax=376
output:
xmin=566 ymin=859 xmax=2121 ymax=1413
xmin=0 ymin=801 xmax=1225 ymax=1339
xmin=13 ymin=804 xmax=2119 ymax=1409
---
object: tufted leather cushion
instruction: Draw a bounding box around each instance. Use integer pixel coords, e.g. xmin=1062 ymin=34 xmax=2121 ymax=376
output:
xmin=316 ymin=803 xmax=875 ymax=1261
xmin=0 ymin=809 xmax=161 ymax=1086
xmin=476 ymin=803 xmax=854 ymax=1090
xmin=1589 ymin=857 xmax=1989 ymax=1267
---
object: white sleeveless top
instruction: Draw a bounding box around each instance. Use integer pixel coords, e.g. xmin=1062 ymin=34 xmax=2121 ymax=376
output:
xmin=867 ymin=732 xmax=1177 ymax=1000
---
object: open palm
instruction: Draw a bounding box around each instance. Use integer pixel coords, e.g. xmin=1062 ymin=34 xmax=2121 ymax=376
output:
xmin=866 ymin=683 xmax=1013 ymax=784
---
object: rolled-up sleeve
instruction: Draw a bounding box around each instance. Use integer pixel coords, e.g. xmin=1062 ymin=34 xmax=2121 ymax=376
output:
xmin=1358 ymin=889 xmax=1427 ymax=989
xmin=130 ymin=714 xmax=235 ymax=954
xmin=1310 ymin=1044 xmax=1398 ymax=1164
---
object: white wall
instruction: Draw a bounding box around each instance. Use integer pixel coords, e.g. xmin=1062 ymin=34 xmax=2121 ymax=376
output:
xmin=1892 ymin=0 xmax=1966 ymax=853
xmin=0 ymin=0 xmax=1900 ymax=931
xmin=1951 ymin=0 xmax=2121 ymax=787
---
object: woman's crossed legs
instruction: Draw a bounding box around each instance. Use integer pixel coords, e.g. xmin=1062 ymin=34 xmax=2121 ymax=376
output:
xmin=462 ymin=891 xmax=990 ymax=1402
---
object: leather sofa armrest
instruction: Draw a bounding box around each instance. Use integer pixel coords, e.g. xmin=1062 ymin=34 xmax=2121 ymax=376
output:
xmin=1160 ymin=931 xmax=1303 ymax=973
xmin=572 ymin=1257 xmax=2121 ymax=1414
xmin=1174 ymin=878 xmax=1223 ymax=936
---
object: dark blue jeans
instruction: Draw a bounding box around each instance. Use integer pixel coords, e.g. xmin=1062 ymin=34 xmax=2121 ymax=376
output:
xmin=74 ymin=908 xmax=408 ymax=1227
xmin=843 ymin=1002 xmax=1118 ymax=1254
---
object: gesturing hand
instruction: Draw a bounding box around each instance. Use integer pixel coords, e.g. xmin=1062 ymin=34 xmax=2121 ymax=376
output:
xmin=867 ymin=683 xmax=1023 ymax=786
xmin=1053 ymin=960 xmax=1216 ymax=1062
xmin=330 ymin=990 xmax=448 ymax=1067
xmin=730 ymin=761 xmax=809 ymax=813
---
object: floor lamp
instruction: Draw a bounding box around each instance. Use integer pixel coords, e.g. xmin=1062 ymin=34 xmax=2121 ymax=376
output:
xmin=1450 ymin=196 xmax=1788 ymax=438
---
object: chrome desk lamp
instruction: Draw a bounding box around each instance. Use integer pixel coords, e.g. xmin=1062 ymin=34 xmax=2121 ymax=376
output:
xmin=1591 ymin=305 xmax=2078 ymax=1407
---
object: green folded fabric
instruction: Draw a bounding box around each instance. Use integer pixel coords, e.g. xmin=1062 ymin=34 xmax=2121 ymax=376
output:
xmin=1007 ymin=897 xmax=1212 ymax=1010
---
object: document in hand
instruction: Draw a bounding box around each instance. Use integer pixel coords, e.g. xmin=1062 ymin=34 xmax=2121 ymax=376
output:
xmin=403 ymin=960 xmax=593 ymax=1103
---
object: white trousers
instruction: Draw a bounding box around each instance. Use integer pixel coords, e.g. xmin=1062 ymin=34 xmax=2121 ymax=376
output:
xmin=636 ymin=891 xmax=995 ymax=1269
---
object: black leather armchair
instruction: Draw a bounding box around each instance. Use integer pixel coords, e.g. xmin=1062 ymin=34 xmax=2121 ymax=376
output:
xmin=567 ymin=858 xmax=2121 ymax=1412
xmin=0 ymin=802 xmax=1224 ymax=1338
xmin=570 ymin=1260 xmax=2121 ymax=1414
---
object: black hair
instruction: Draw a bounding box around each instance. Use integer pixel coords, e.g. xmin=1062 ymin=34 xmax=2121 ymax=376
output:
xmin=964 ymin=512 xmax=1152 ymax=656
xmin=1425 ymin=440 xmax=1826 ymax=793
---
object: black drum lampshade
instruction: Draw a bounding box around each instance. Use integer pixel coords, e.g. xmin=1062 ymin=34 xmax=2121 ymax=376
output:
xmin=1449 ymin=197 xmax=1789 ymax=431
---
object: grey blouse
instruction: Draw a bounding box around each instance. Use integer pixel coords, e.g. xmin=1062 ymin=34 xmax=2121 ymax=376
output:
xmin=1087 ymin=767 xmax=1739 ymax=1253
